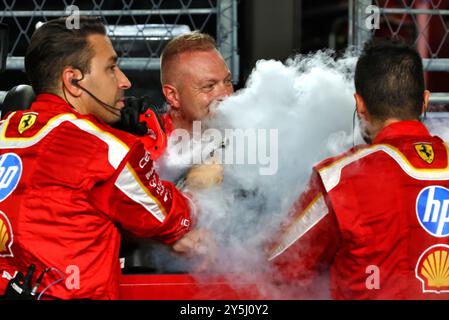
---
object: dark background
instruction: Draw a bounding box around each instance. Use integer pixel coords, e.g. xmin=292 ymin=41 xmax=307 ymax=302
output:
xmin=0 ymin=0 xmax=448 ymax=105
xmin=0 ymin=0 xmax=351 ymax=98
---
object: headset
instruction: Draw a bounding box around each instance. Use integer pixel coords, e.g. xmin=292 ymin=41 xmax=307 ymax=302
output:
xmin=67 ymin=76 xmax=167 ymax=156
xmin=70 ymin=77 xmax=121 ymax=117
xmin=352 ymin=107 xmax=357 ymax=147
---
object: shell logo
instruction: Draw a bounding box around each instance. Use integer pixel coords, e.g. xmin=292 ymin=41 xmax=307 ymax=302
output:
xmin=416 ymin=244 xmax=449 ymax=293
xmin=0 ymin=211 xmax=13 ymax=258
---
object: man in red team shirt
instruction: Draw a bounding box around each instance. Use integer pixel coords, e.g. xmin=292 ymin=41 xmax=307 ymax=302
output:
xmin=0 ymin=16 xmax=214 ymax=299
xmin=269 ymin=40 xmax=449 ymax=299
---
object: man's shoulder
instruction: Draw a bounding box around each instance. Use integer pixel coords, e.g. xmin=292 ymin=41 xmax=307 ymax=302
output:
xmin=314 ymin=140 xmax=417 ymax=173
xmin=3 ymin=110 xmax=137 ymax=145
xmin=65 ymin=115 xmax=142 ymax=168
xmin=102 ymin=123 xmax=141 ymax=148
xmin=314 ymin=143 xmax=391 ymax=192
xmin=314 ymin=144 xmax=368 ymax=172
xmin=314 ymin=138 xmax=449 ymax=193
xmin=1 ymin=110 xmax=141 ymax=169
xmin=1 ymin=109 xmax=73 ymax=138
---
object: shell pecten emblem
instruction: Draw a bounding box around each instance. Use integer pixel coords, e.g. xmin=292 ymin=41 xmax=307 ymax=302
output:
xmin=416 ymin=244 xmax=449 ymax=293
xmin=0 ymin=211 xmax=13 ymax=257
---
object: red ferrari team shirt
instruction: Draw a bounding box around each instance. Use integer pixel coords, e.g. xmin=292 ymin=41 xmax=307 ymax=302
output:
xmin=0 ymin=94 xmax=192 ymax=299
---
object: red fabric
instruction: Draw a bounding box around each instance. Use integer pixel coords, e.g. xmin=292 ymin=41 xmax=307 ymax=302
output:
xmin=0 ymin=94 xmax=192 ymax=299
xmin=271 ymin=121 xmax=449 ymax=299
xmin=119 ymin=274 xmax=263 ymax=300
xmin=159 ymin=112 xmax=174 ymax=137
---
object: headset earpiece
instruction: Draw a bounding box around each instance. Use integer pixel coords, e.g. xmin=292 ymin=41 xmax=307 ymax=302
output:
xmin=71 ymin=78 xmax=80 ymax=85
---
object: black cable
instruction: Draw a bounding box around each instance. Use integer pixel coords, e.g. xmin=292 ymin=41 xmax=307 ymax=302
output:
xmin=73 ymin=81 xmax=121 ymax=117
xmin=352 ymin=107 xmax=357 ymax=147
xmin=62 ymin=72 xmax=121 ymax=117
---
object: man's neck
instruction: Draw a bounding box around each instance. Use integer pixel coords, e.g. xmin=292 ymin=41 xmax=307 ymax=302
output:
xmin=169 ymin=109 xmax=193 ymax=132
xmin=371 ymin=118 xmax=409 ymax=141
xmin=55 ymin=87 xmax=86 ymax=114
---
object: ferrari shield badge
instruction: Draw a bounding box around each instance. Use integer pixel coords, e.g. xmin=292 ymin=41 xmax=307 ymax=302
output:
xmin=18 ymin=113 xmax=37 ymax=134
xmin=414 ymin=143 xmax=434 ymax=164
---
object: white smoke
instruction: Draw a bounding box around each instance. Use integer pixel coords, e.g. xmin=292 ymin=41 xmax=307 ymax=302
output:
xmin=190 ymin=52 xmax=358 ymax=298
xmin=424 ymin=113 xmax=449 ymax=141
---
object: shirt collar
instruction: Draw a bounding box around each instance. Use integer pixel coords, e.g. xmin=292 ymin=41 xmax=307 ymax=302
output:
xmin=373 ymin=120 xmax=431 ymax=144
xmin=162 ymin=111 xmax=174 ymax=135
xmin=30 ymin=93 xmax=109 ymax=127
xmin=30 ymin=93 xmax=75 ymax=113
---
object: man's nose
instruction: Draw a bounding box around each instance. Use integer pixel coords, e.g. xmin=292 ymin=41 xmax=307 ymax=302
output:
xmin=117 ymin=67 xmax=132 ymax=90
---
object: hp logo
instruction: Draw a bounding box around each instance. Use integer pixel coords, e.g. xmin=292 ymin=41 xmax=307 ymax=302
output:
xmin=416 ymin=186 xmax=449 ymax=238
xmin=0 ymin=153 xmax=22 ymax=202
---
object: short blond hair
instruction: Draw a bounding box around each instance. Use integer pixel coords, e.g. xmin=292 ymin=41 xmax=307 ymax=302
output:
xmin=160 ymin=31 xmax=217 ymax=84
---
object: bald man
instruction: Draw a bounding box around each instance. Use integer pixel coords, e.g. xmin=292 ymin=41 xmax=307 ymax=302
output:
xmin=160 ymin=31 xmax=234 ymax=133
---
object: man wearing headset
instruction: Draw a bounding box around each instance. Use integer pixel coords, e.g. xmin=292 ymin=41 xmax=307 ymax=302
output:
xmin=269 ymin=40 xmax=449 ymax=299
xmin=0 ymin=16 xmax=215 ymax=299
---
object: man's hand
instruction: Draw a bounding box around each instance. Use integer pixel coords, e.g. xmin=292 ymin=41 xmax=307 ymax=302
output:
xmin=115 ymin=96 xmax=150 ymax=136
xmin=184 ymin=160 xmax=224 ymax=190
xmin=172 ymin=228 xmax=217 ymax=272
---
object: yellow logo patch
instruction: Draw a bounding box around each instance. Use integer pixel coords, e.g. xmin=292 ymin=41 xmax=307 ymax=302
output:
xmin=414 ymin=143 xmax=434 ymax=164
xmin=0 ymin=211 xmax=13 ymax=257
xmin=416 ymin=244 xmax=449 ymax=293
xmin=18 ymin=113 xmax=37 ymax=134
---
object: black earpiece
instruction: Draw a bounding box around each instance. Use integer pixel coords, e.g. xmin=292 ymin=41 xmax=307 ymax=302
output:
xmin=71 ymin=78 xmax=80 ymax=85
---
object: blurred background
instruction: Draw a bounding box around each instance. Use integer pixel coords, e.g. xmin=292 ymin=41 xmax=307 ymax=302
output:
xmin=0 ymin=0 xmax=448 ymax=108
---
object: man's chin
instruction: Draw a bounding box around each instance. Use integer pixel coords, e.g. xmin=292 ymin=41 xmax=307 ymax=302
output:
xmin=104 ymin=113 xmax=121 ymax=126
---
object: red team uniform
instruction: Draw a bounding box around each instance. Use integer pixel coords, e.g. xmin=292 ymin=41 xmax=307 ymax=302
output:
xmin=0 ymin=94 xmax=192 ymax=299
xmin=270 ymin=121 xmax=449 ymax=299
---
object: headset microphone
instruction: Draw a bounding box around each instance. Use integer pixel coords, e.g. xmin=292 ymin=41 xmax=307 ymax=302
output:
xmin=71 ymin=78 xmax=122 ymax=116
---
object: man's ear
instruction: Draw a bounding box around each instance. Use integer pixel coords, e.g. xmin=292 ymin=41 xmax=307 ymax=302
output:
xmin=354 ymin=93 xmax=369 ymax=121
xmin=162 ymin=84 xmax=180 ymax=110
xmin=422 ymin=90 xmax=430 ymax=114
xmin=61 ymin=67 xmax=83 ymax=97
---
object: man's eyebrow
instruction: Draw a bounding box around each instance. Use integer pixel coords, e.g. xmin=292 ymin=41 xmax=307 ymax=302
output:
xmin=202 ymin=78 xmax=218 ymax=83
xmin=200 ymin=72 xmax=232 ymax=84
xmin=202 ymin=73 xmax=231 ymax=83
xmin=108 ymin=55 xmax=118 ymax=64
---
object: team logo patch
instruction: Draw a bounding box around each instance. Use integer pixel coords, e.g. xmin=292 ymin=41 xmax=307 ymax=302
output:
xmin=0 ymin=153 xmax=22 ymax=202
xmin=414 ymin=143 xmax=434 ymax=164
xmin=416 ymin=244 xmax=449 ymax=293
xmin=0 ymin=211 xmax=13 ymax=257
xmin=18 ymin=113 xmax=37 ymax=134
xmin=416 ymin=186 xmax=449 ymax=237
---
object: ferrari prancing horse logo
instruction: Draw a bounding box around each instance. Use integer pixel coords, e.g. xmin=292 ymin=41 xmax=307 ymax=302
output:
xmin=414 ymin=143 xmax=434 ymax=164
xmin=18 ymin=113 xmax=37 ymax=134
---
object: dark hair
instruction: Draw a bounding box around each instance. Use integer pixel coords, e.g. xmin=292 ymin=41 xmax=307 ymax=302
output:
xmin=25 ymin=16 xmax=106 ymax=94
xmin=354 ymin=39 xmax=425 ymax=121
